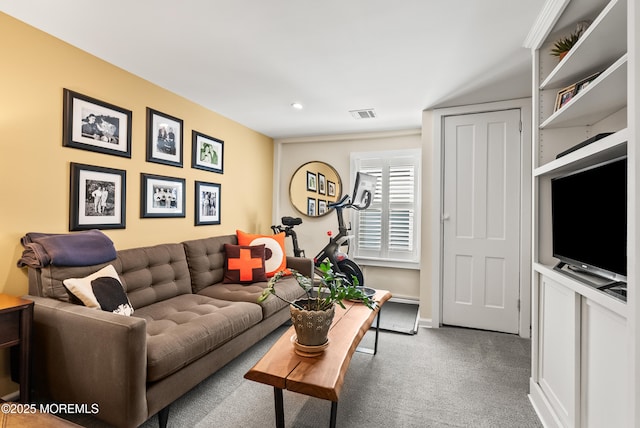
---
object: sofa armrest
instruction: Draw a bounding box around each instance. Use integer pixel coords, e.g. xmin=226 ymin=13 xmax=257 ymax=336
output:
xmin=28 ymin=295 xmax=148 ymax=428
xmin=286 ymin=256 xmax=314 ymax=278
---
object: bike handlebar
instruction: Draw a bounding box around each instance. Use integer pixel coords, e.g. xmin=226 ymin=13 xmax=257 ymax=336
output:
xmin=327 ymin=191 xmax=372 ymax=211
xmin=328 ymin=194 xmax=350 ymax=209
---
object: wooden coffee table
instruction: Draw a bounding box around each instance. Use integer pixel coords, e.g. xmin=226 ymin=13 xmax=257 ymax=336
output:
xmin=244 ymin=289 xmax=391 ymax=428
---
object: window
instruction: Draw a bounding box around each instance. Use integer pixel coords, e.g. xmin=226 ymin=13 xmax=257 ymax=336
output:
xmin=350 ymin=149 xmax=421 ymax=268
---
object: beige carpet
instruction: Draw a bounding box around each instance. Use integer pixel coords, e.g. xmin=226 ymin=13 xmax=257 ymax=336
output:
xmin=59 ymin=324 xmax=541 ymax=428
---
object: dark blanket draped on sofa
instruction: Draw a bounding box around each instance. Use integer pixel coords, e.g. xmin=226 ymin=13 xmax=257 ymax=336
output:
xmin=17 ymin=229 xmax=116 ymax=268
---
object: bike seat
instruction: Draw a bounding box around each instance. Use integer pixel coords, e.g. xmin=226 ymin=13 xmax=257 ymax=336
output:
xmin=282 ymin=216 xmax=302 ymax=226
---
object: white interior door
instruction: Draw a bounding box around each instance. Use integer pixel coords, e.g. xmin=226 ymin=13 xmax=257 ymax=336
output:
xmin=442 ymin=109 xmax=521 ymax=334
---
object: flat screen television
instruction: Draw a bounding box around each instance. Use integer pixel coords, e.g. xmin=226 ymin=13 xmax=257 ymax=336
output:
xmin=551 ymin=156 xmax=627 ymax=283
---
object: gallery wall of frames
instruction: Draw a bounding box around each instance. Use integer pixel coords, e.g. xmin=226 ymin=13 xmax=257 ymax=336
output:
xmin=63 ymin=88 xmax=223 ymax=231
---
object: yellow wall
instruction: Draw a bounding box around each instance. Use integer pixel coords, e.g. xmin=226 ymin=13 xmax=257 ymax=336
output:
xmin=0 ymin=13 xmax=274 ymax=396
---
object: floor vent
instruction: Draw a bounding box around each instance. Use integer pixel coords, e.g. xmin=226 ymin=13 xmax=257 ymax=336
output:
xmin=350 ymin=109 xmax=377 ymax=119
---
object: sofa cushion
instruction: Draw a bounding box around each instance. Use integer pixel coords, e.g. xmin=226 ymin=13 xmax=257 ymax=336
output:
xmin=197 ymin=275 xmax=305 ymax=319
xmin=223 ymin=244 xmax=267 ymax=283
xmin=133 ymin=294 xmax=262 ymax=382
xmin=30 ymin=243 xmax=191 ymax=309
xmin=63 ymin=264 xmax=134 ymax=316
xmin=182 ymin=235 xmax=237 ymax=293
xmin=237 ymin=230 xmax=289 ymax=277
xmin=118 ymin=243 xmax=192 ymax=309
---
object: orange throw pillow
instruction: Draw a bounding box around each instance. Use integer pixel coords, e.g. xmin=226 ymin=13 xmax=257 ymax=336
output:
xmin=236 ymin=230 xmax=290 ymax=277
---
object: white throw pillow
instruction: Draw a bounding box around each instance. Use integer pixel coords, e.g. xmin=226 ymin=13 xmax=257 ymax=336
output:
xmin=63 ymin=264 xmax=134 ymax=316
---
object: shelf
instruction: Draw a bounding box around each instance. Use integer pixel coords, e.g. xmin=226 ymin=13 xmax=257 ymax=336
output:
xmin=540 ymin=0 xmax=627 ymax=90
xmin=540 ymin=54 xmax=627 ymax=129
xmin=534 ymin=263 xmax=627 ymax=317
xmin=534 ymin=128 xmax=627 ymax=176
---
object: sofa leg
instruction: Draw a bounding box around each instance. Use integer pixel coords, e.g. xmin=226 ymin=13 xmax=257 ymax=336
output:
xmin=158 ymin=406 xmax=170 ymax=428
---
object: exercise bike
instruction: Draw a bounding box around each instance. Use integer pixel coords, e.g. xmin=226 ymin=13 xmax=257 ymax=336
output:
xmin=271 ymin=216 xmax=305 ymax=258
xmin=272 ymin=172 xmax=377 ymax=287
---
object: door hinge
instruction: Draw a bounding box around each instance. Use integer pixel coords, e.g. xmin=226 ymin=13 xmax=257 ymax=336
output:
xmin=519 ymin=121 xmax=523 ymax=132
xmin=517 ymin=299 xmax=521 ymax=311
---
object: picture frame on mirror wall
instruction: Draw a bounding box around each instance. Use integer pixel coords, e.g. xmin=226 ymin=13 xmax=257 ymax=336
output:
xmin=318 ymin=199 xmax=327 ymax=215
xmin=140 ymin=173 xmax=186 ymax=218
xmin=69 ymin=162 xmax=126 ymax=231
xmin=306 ymin=172 xmax=317 ymax=192
xmin=192 ymin=131 xmax=224 ymax=174
xmin=318 ymin=173 xmax=326 ymax=195
xmin=328 ymin=180 xmax=336 ymax=197
xmin=195 ymin=181 xmax=221 ymax=225
xmin=146 ymin=108 xmax=183 ymax=167
xmin=307 ymin=197 xmax=316 ymax=216
xmin=63 ymin=89 xmax=132 ymax=158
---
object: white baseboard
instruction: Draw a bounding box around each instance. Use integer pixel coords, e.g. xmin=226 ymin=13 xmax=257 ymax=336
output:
xmin=528 ymin=378 xmax=559 ymax=428
xmin=418 ymin=318 xmax=433 ymax=328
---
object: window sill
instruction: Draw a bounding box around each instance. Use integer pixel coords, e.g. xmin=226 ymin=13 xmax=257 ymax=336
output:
xmin=353 ymin=257 xmax=420 ymax=270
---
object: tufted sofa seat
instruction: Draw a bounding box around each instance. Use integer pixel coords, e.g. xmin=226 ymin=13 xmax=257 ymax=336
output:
xmin=25 ymin=234 xmax=311 ymax=428
xmin=182 ymin=235 xmax=305 ymax=319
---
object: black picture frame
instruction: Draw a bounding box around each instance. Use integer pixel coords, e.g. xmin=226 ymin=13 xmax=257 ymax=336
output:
xmin=307 ymin=197 xmax=316 ymax=216
xmin=146 ymin=108 xmax=183 ymax=167
xmin=140 ymin=173 xmax=186 ymax=218
xmin=195 ymin=181 xmax=221 ymax=225
xmin=192 ymin=130 xmax=224 ymax=174
xmin=63 ymin=89 xmax=132 ymax=158
xmin=306 ymin=172 xmax=317 ymax=192
xmin=575 ymin=72 xmax=601 ymax=95
xmin=318 ymin=199 xmax=327 ymax=215
xmin=328 ymin=180 xmax=336 ymax=197
xmin=69 ymin=162 xmax=126 ymax=231
xmin=318 ymin=173 xmax=326 ymax=195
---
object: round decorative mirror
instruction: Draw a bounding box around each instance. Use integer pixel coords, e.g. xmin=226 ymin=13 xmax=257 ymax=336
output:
xmin=289 ymin=161 xmax=342 ymax=217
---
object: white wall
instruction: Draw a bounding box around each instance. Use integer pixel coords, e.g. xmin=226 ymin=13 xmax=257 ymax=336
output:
xmin=274 ymin=130 xmax=423 ymax=302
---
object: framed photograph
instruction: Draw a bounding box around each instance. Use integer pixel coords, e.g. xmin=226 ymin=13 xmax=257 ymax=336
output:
xmin=328 ymin=180 xmax=336 ymax=197
xmin=555 ymin=84 xmax=576 ymax=111
xmin=69 ymin=162 xmax=126 ymax=231
xmin=318 ymin=199 xmax=327 ymax=215
xmin=63 ymin=89 xmax=132 ymax=158
xmin=575 ymin=72 xmax=601 ymax=95
xmin=306 ymin=172 xmax=317 ymax=192
xmin=195 ymin=181 xmax=221 ymax=225
xmin=141 ymin=173 xmax=185 ymax=218
xmin=318 ymin=173 xmax=326 ymax=195
xmin=307 ymin=197 xmax=316 ymax=216
xmin=146 ymin=108 xmax=183 ymax=167
xmin=192 ymin=130 xmax=224 ymax=174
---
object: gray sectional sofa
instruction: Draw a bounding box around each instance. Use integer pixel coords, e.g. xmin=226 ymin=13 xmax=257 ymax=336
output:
xmin=24 ymin=234 xmax=311 ymax=428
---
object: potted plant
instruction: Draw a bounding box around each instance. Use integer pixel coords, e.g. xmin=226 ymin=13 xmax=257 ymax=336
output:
xmin=550 ymin=21 xmax=591 ymax=60
xmin=258 ymin=260 xmax=375 ymax=350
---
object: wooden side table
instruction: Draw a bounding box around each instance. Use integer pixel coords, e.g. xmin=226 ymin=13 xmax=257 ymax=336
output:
xmin=0 ymin=294 xmax=33 ymax=403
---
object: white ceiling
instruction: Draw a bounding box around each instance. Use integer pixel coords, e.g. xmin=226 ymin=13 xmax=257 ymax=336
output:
xmin=1 ymin=1 xmax=545 ymax=139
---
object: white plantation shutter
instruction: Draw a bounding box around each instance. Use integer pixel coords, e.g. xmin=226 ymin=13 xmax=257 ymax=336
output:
xmin=357 ymin=169 xmax=382 ymax=250
xmin=351 ymin=149 xmax=421 ymax=266
xmin=389 ymin=165 xmax=415 ymax=252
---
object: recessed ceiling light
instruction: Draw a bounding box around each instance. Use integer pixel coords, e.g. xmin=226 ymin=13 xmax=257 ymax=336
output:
xmin=291 ymin=102 xmax=303 ymax=110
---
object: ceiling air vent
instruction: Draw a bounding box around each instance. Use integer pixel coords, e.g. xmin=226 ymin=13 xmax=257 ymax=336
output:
xmin=350 ymin=109 xmax=377 ymax=119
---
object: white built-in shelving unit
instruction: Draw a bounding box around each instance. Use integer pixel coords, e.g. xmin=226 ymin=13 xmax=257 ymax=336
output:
xmin=525 ymin=0 xmax=637 ymax=426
